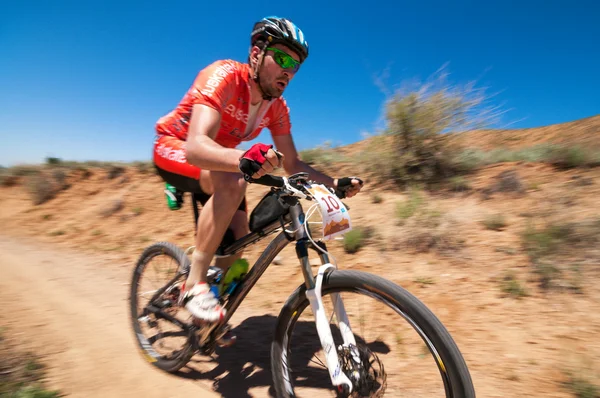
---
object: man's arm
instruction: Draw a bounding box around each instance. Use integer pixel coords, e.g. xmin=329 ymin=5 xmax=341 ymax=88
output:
xmin=186 ymin=104 xmax=282 ymax=178
xmin=185 ymin=104 xmax=244 ymax=173
xmin=272 ymin=134 xmax=337 ymax=187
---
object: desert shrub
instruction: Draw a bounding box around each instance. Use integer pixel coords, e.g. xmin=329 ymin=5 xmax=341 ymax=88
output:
xmin=395 ymin=188 xmax=423 ymax=222
xmin=107 ymin=165 xmax=125 ymax=180
xmin=0 ymin=332 xmax=61 ymax=397
xmin=448 ymin=176 xmax=471 ymax=192
xmin=371 ymin=193 xmax=383 ymax=203
xmin=545 ymin=145 xmax=597 ymax=169
xmin=483 ymin=214 xmax=508 ymax=230
xmin=133 ymin=161 xmax=153 ymax=174
xmin=500 ymin=271 xmax=529 ymax=299
xmin=522 ymin=219 xmax=600 ymax=290
xmin=342 ymin=227 xmax=374 ymax=254
xmin=450 ymin=144 xmax=600 ymax=170
xmin=299 ymin=141 xmax=346 ymax=167
xmin=27 ymin=174 xmax=57 ymax=205
xmin=363 ymin=66 xmax=503 ymax=186
xmin=26 ymin=169 xmax=71 ymax=205
xmin=0 ymin=172 xmax=19 ymax=187
xmin=45 ymin=156 xmax=62 ymax=166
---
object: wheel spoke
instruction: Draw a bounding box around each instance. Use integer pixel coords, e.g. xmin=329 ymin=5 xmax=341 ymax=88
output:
xmin=130 ymin=244 xmax=193 ymax=372
xmin=275 ymin=276 xmax=472 ymax=397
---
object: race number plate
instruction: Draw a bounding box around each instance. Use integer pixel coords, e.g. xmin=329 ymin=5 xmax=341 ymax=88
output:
xmin=306 ymin=184 xmax=352 ymax=240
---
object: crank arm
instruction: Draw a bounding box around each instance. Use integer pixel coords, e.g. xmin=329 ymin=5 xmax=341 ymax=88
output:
xmin=305 ymin=264 xmax=353 ymax=393
xmin=145 ymin=304 xmax=194 ymax=332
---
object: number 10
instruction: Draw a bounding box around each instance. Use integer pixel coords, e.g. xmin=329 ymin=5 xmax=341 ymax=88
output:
xmin=320 ymin=195 xmax=340 ymax=213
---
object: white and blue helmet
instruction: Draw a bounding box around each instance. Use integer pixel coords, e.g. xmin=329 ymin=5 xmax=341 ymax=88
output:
xmin=251 ymin=16 xmax=309 ymax=63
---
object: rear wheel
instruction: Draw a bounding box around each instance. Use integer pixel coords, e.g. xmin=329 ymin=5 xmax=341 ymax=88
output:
xmin=129 ymin=242 xmax=195 ymax=373
xmin=271 ymin=270 xmax=475 ymax=397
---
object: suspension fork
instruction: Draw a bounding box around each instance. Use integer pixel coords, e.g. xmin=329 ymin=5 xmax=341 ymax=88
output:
xmin=291 ymin=204 xmax=355 ymax=392
xmin=311 ymin=241 xmax=359 ymax=353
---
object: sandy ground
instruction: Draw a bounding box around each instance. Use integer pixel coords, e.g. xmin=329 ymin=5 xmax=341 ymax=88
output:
xmin=1 ymin=158 xmax=600 ymax=397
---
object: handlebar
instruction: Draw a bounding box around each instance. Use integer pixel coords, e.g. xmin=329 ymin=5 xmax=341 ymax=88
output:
xmin=244 ymin=174 xmax=285 ymax=188
xmin=244 ymin=173 xmax=356 ymax=202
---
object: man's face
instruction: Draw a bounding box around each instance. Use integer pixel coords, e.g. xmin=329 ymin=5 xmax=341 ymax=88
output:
xmin=257 ymin=43 xmax=301 ymax=98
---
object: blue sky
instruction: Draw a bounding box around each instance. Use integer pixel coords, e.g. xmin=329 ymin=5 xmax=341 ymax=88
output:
xmin=1 ymin=0 xmax=599 ymax=166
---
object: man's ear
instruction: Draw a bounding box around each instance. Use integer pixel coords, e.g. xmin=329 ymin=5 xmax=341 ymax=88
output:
xmin=250 ymin=46 xmax=262 ymax=65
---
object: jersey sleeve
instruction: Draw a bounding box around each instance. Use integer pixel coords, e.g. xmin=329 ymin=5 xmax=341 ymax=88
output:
xmin=190 ymin=60 xmax=237 ymax=112
xmin=267 ymin=97 xmax=292 ymax=136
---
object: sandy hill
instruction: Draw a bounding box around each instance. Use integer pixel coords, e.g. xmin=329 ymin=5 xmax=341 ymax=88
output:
xmin=454 ymin=114 xmax=600 ymax=151
xmin=1 ymin=114 xmax=600 ymax=397
xmin=336 ymin=113 xmax=600 ymax=156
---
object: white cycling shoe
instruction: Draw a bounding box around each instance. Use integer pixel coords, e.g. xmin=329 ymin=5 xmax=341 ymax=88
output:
xmin=181 ymin=282 xmax=226 ymax=324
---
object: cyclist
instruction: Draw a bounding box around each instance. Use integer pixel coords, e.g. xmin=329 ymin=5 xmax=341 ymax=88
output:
xmin=153 ymin=16 xmax=363 ymax=326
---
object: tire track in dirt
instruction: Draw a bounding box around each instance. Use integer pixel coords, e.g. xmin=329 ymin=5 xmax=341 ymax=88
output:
xmin=0 ymin=234 xmax=222 ymax=398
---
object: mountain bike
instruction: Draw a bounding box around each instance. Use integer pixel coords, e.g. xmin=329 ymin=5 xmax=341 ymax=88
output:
xmin=129 ymin=172 xmax=476 ymax=397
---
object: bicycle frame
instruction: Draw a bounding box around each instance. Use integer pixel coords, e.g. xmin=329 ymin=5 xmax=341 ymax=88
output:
xmin=206 ymin=200 xmax=356 ymax=392
xmin=209 ymin=202 xmax=317 ymax=335
xmin=146 ymin=187 xmax=357 ymax=392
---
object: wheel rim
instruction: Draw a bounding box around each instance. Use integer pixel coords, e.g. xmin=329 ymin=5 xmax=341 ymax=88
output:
xmin=132 ymin=250 xmax=190 ymax=361
xmin=280 ymin=287 xmax=453 ymax=397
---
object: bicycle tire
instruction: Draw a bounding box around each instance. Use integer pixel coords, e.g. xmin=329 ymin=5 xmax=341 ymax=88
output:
xmin=129 ymin=241 xmax=195 ymax=373
xmin=271 ymin=270 xmax=476 ymax=397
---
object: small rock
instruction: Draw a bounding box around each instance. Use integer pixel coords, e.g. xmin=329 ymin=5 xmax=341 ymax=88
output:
xmin=272 ymin=255 xmax=283 ymax=265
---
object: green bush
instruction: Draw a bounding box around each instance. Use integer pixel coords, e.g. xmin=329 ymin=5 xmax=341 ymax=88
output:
xmin=366 ymin=66 xmax=502 ymax=186
xmin=343 ymin=228 xmax=365 ymax=254
xmin=396 ymin=189 xmax=423 ymax=221
xmin=299 ymin=141 xmax=346 ymax=167
xmin=500 ymin=271 xmax=528 ymax=299
xmin=483 ymin=214 xmax=507 ymax=231
xmin=371 ymin=193 xmax=383 ymax=203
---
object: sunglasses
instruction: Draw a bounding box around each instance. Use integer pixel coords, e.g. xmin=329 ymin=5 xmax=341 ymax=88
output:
xmin=266 ymin=47 xmax=301 ymax=73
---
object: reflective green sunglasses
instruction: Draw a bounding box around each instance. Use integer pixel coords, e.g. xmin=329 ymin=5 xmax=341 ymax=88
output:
xmin=266 ymin=47 xmax=301 ymax=73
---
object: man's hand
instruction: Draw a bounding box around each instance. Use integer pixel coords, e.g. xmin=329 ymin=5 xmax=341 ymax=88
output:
xmin=334 ymin=177 xmax=364 ymax=198
xmin=239 ymin=143 xmax=284 ymax=179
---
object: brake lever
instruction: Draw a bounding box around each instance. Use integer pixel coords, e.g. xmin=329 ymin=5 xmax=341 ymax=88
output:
xmin=282 ymin=177 xmax=307 ymax=200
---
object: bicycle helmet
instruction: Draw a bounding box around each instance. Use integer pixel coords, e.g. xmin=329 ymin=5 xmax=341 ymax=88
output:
xmin=251 ymin=16 xmax=309 ymax=63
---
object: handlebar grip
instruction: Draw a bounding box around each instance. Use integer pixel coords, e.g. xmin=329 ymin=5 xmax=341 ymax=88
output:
xmin=244 ymin=174 xmax=285 ymax=187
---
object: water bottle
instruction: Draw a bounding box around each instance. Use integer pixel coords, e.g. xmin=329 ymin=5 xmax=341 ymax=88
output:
xmin=219 ymin=259 xmax=249 ymax=296
xmin=164 ymin=183 xmax=183 ymax=210
xmin=207 ymin=266 xmax=223 ymax=298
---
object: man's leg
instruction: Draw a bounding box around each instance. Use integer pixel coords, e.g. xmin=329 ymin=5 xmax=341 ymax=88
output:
xmin=214 ymin=209 xmax=250 ymax=273
xmin=182 ymin=170 xmax=249 ymax=325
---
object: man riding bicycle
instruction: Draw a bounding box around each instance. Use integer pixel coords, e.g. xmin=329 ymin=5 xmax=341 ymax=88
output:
xmin=152 ymin=16 xmax=363 ymax=327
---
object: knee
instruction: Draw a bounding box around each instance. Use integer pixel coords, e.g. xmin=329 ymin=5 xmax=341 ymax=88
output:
xmin=213 ymin=174 xmax=247 ymax=203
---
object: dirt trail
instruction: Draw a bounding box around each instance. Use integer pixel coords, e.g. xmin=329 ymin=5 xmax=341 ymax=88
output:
xmin=0 ymin=234 xmax=257 ymax=398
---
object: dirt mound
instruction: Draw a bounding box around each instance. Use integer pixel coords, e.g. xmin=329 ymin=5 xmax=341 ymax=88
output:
xmin=452 ymin=114 xmax=600 ymax=151
xmin=1 ymin=114 xmax=600 ymax=396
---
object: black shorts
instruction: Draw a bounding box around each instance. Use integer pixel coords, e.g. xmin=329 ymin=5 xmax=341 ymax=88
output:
xmin=154 ymin=165 xmax=247 ymax=213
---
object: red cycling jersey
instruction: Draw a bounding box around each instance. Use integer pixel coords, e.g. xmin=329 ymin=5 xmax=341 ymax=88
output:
xmin=153 ymin=60 xmax=292 ymax=179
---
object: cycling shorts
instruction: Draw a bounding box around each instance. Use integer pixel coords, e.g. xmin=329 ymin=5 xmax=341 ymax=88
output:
xmin=153 ymin=135 xmax=247 ymax=213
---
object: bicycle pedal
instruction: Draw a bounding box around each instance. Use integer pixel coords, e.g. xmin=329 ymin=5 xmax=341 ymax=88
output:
xmin=216 ymin=329 xmax=237 ymax=348
xmin=215 ymin=325 xmax=237 ymax=347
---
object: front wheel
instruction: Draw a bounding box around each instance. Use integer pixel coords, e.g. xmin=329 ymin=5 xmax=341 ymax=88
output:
xmin=271 ymin=270 xmax=475 ymax=397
